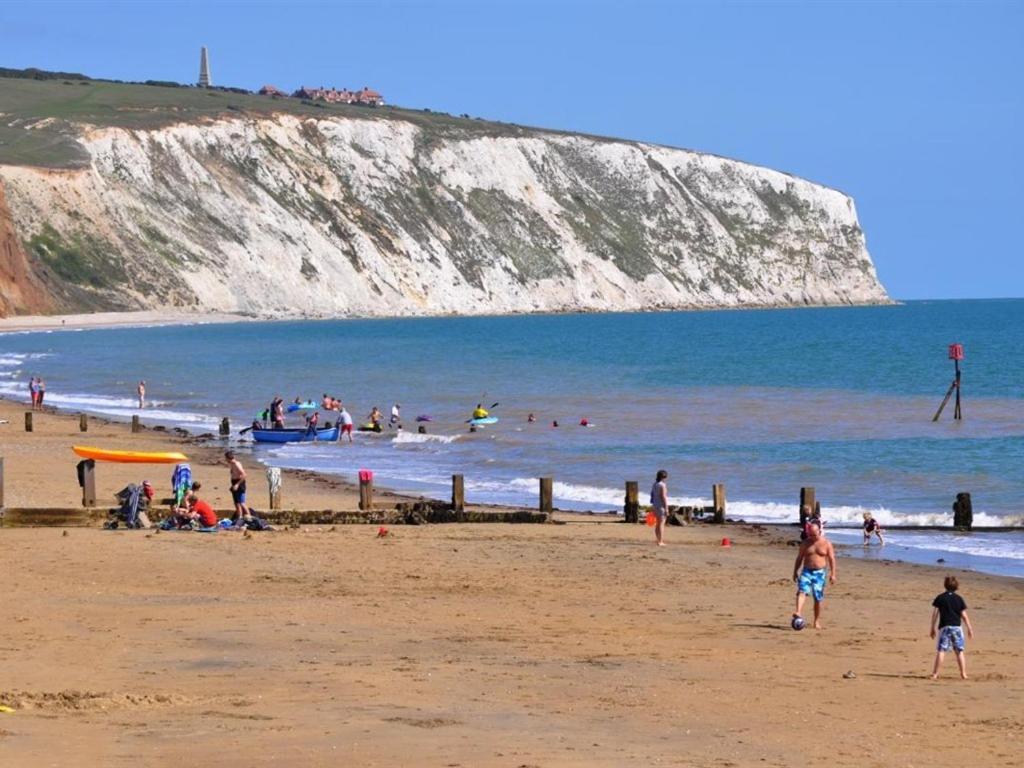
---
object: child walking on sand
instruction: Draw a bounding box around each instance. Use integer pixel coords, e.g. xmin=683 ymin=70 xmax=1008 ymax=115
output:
xmin=930 ymin=575 xmax=974 ymax=679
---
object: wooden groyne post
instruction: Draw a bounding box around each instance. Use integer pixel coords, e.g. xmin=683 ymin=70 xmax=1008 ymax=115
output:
xmin=624 ymin=481 xmax=639 ymax=523
xmin=712 ymin=483 xmax=726 ymax=524
xmin=79 ymin=413 xmax=88 ymax=432
xmin=358 ymin=469 xmax=373 ymax=511
xmin=219 ymin=417 xmax=230 ymax=437
xmin=24 ymin=412 xmax=32 ymax=432
xmin=131 ymin=415 xmax=141 ymax=433
xmin=0 ymin=457 xmax=5 ymax=510
xmin=451 ymin=474 xmax=465 ymax=512
xmin=267 ymin=467 xmax=282 ymax=511
xmin=539 ymin=476 xmax=553 ymax=515
xmin=953 ymin=492 xmax=973 ymax=529
xmin=77 ymin=459 xmax=96 ymax=507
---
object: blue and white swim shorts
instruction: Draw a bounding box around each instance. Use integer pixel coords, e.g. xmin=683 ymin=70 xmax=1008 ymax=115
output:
xmin=937 ymin=625 xmax=965 ymax=653
xmin=797 ymin=568 xmax=827 ymax=602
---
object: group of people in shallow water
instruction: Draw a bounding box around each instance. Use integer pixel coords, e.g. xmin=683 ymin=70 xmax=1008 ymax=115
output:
xmin=251 ymin=394 xmax=405 ymax=442
xmin=246 ymin=396 xmax=600 ymax=439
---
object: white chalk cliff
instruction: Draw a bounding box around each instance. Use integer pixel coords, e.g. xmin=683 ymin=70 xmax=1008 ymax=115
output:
xmin=0 ymin=113 xmax=889 ymax=316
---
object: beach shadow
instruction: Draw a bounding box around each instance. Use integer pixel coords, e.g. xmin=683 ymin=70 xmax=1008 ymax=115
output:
xmin=732 ymin=622 xmax=790 ymax=632
xmin=862 ymin=672 xmax=928 ymax=680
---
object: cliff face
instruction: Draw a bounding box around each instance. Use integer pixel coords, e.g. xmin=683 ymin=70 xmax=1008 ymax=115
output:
xmin=0 ymin=182 xmax=51 ymax=315
xmin=0 ymin=113 xmax=888 ymax=316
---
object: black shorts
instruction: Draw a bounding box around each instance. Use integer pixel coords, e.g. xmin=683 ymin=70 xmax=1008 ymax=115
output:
xmin=231 ymin=480 xmax=247 ymax=504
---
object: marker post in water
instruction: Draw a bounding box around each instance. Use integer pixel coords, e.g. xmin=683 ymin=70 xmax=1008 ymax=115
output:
xmin=932 ymin=343 xmax=964 ymax=422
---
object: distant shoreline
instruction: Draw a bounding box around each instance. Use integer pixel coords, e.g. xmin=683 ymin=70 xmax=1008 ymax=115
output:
xmin=0 ymin=310 xmax=252 ymax=334
xmin=0 ymin=300 xmax=900 ymax=335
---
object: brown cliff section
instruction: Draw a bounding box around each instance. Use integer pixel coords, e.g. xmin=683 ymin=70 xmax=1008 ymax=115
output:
xmin=0 ymin=180 xmax=52 ymax=316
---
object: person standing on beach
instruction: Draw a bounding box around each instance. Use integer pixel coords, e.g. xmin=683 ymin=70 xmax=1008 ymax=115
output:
xmin=863 ymin=512 xmax=884 ymax=545
xmin=37 ymin=377 xmax=46 ymax=408
xmin=930 ymin=575 xmax=974 ymax=679
xmin=650 ymin=469 xmax=669 ymax=546
xmin=137 ymin=380 xmax=146 ymax=409
xmin=28 ymin=376 xmax=38 ymax=410
xmin=225 ymin=451 xmax=250 ymax=524
xmin=792 ymin=520 xmax=836 ymax=629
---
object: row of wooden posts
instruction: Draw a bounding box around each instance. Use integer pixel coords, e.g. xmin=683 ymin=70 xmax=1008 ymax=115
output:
xmin=24 ymin=411 xmax=225 ymax=435
xmin=0 ymin=454 xmax=978 ymax=531
xmin=27 ymin=413 xmax=473 ymax=438
xmin=13 ymin=411 xmax=975 ymax=529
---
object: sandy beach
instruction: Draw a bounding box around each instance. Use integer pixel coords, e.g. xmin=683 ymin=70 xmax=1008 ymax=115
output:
xmin=0 ymin=310 xmax=251 ymax=334
xmin=0 ymin=398 xmax=1022 ymax=766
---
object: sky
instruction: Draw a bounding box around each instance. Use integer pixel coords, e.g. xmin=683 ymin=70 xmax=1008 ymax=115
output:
xmin=1 ymin=0 xmax=1021 ymax=300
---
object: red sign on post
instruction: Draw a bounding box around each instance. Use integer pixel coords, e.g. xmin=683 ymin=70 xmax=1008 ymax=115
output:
xmin=948 ymin=343 xmax=964 ymax=361
xmin=358 ymin=469 xmax=373 ymax=483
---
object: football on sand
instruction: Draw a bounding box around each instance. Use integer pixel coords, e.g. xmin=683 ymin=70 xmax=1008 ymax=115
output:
xmin=791 ymin=616 xmax=806 ymax=631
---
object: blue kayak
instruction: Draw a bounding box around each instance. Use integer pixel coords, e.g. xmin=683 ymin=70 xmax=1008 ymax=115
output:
xmin=469 ymin=416 xmax=499 ymax=425
xmin=252 ymin=426 xmax=339 ymax=443
xmin=286 ymin=401 xmax=317 ymax=413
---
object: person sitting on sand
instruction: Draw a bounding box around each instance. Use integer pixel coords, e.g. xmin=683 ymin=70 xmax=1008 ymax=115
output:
xmin=792 ymin=519 xmax=836 ymax=629
xmin=863 ymin=512 xmax=884 ymax=545
xmin=172 ymin=482 xmax=213 ymax=528
xmin=930 ymin=575 xmax=975 ymax=679
xmin=472 ymin=403 xmax=489 ymax=419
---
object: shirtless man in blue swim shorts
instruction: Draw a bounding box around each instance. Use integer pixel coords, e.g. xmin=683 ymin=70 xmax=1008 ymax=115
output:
xmin=792 ymin=519 xmax=836 ymax=629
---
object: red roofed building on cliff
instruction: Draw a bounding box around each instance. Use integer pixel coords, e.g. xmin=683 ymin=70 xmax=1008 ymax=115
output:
xmin=291 ymin=85 xmax=384 ymax=107
xmin=353 ymin=87 xmax=384 ymax=106
xmin=258 ymin=84 xmax=287 ymax=97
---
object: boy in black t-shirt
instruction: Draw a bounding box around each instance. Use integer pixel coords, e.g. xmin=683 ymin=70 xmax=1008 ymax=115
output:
xmin=930 ymin=575 xmax=975 ymax=679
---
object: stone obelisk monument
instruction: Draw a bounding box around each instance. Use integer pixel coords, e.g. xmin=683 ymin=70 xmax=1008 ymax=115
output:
xmin=198 ymin=47 xmax=212 ymax=87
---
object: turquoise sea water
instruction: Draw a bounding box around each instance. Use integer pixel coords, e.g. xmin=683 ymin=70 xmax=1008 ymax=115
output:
xmin=2 ymin=299 xmax=1022 ymax=575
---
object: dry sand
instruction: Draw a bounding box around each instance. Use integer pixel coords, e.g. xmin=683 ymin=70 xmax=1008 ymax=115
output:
xmin=0 ymin=310 xmax=250 ymax=334
xmin=1 ymin=402 xmax=1022 ymax=766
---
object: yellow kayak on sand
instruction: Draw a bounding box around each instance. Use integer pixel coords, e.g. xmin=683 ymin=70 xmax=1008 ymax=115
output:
xmin=72 ymin=446 xmax=188 ymax=464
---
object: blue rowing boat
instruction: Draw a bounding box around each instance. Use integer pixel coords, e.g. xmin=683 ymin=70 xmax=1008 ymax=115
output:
xmin=251 ymin=426 xmax=339 ymax=443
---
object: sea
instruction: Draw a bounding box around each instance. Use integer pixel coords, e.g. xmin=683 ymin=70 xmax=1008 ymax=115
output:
xmin=2 ymin=299 xmax=1022 ymax=577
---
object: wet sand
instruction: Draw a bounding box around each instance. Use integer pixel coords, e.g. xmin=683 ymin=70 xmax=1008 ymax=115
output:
xmin=1 ymin=401 xmax=1022 ymax=766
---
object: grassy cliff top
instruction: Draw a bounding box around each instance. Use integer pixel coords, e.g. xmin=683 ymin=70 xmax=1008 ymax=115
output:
xmin=0 ymin=73 xmax=547 ymax=169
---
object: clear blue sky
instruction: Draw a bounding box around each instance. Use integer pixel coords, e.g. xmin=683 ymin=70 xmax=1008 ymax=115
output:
xmin=2 ymin=0 xmax=1021 ymax=299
